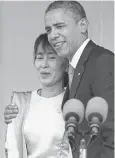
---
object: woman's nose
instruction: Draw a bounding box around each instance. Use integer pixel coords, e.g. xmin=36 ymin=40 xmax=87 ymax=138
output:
xmin=41 ymin=58 xmax=49 ymax=68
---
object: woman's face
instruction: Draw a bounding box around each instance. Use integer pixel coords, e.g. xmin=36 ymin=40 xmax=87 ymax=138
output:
xmin=34 ymin=43 xmax=67 ymax=87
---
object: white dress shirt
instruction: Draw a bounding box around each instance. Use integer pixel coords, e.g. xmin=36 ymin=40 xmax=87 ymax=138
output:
xmin=5 ymin=90 xmax=73 ymax=158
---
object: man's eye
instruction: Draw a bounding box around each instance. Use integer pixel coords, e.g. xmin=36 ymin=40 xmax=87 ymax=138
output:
xmin=46 ymin=28 xmax=51 ymax=34
xmin=57 ymin=25 xmax=64 ymax=29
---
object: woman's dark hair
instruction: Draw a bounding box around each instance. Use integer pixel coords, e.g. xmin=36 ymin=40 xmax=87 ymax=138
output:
xmin=33 ymin=33 xmax=52 ymax=61
xmin=33 ymin=33 xmax=68 ymax=87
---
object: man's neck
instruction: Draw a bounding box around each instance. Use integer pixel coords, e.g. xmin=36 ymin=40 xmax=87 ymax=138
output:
xmin=69 ymin=36 xmax=88 ymax=61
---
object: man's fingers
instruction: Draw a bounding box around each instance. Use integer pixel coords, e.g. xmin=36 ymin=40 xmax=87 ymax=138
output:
xmin=4 ymin=105 xmax=19 ymax=114
xmin=4 ymin=115 xmax=12 ymax=120
xmin=4 ymin=104 xmax=19 ymax=125
xmin=5 ymin=114 xmax=17 ymax=119
xmin=5 ymin=119 xmax=12 ymax=124
xmin=4 ymin=109 xmax=13 ymax=114
xmin=12 ymin=109 xmax=19 ymax=114
xmin=10 ymin=114 xmax=17 ymax=118
xmin=5 ymin=109 xmax=19 ymax=114
xmin=5 ymin=104 xmax=18 ymax=110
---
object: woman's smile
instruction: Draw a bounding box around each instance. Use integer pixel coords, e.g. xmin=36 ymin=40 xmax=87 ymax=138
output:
xmin=40 ymin=72 xmax=51 ymax=78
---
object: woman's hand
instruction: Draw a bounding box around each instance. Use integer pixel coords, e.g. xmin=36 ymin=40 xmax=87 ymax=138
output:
xmin=4 ymin=104 xmax=19 ymax=124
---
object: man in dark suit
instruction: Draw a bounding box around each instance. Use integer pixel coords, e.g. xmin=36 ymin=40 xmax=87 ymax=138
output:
xmin=44 ymin=1 xmax=114 ymax=158
xmin=4 ymin=1 xmax=114 ymax=158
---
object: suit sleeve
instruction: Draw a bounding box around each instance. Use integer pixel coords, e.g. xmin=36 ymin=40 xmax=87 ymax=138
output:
xmin=91 ymin=51 xmax=114 ymax=156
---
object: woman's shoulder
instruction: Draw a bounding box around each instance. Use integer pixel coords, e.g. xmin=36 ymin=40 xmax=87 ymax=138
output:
xmin=12 ymin=90 xmax=32 ymax=95
xmin=11 ymin=91 xmax=32 ymax=105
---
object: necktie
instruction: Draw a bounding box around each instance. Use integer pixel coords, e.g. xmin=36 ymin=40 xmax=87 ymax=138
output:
xmin=68 ymin=64 xmax=74 ymax=89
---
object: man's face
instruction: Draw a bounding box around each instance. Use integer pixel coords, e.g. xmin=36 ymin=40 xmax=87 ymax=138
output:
xmin=45 ymin=8 xmax=81 ymax=60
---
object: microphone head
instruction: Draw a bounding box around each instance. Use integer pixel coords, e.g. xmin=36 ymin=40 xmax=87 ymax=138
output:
xmin=85 ymin=97 xmax=108 ymax=123
xmin=63 ymin=99 xmax=84 ymax=124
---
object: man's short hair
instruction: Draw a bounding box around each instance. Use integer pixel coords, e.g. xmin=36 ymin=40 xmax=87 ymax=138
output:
xmin=45 ymin=1 xmax=86 ymax=22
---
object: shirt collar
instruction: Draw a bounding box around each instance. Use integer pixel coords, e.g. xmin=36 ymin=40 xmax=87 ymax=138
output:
xmin=70 ymin=38 xmax=90 ymax=68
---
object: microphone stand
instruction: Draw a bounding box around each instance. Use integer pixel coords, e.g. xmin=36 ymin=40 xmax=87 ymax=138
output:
xmin=79 ymin=123 xmax=101 ymax=158
xmin=79 ymin=138 xmax=87 ymax=158
xmin=65 ymin=116 xmax=78 ymax=152
xmin=85 ymin=122 xmax=100 ymax=150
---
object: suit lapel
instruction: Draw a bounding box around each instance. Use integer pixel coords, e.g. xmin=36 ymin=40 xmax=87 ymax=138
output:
xmin=69 ymin=40 xmax=97 ymax=99
xmin=69 ymin=64 xmax=85 ymax=99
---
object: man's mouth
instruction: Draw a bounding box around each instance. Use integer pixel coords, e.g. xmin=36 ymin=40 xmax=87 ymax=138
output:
xmin=53 ymin=41 xmax=65 ymax=49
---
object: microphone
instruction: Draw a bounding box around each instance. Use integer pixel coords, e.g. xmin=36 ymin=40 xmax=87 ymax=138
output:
xmin=85 ymin=97 xmax=108 ymax=137
xmin=63 ymin=99 xmax=85 ymax=150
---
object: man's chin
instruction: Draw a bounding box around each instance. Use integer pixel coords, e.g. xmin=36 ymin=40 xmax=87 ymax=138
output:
xmin=57 ymin=51 xmax=68 ymax=58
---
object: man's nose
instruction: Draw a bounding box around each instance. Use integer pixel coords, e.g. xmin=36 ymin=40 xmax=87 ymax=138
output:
xmin=50 ymin=28 xmax=59 ymax=40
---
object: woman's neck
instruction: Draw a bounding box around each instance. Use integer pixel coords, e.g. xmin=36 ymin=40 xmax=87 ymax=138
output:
xmin=40 ymin=83 xmax=64 ymax=98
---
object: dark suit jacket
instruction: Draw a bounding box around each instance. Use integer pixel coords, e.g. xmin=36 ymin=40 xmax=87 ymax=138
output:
xmin=62 ymin=40 xmax=114 ymax=158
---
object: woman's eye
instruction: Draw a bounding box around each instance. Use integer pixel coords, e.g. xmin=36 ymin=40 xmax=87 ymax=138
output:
xmin=49 ymin=56 xmax=56 ymax=59
xmin=36 ymin=56 xmax=43 ymax=60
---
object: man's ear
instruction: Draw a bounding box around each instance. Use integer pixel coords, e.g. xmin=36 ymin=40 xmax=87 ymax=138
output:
xmin=79 ymin=18 xmax=89 ymax=33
